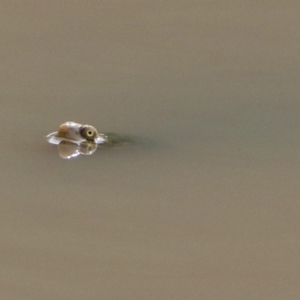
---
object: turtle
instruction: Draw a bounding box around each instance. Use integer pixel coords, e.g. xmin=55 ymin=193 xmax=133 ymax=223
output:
xmin=46 ymin=122 xmax=135 ymax=159
xmin=46 ymin=122 xmax=108 ymax=145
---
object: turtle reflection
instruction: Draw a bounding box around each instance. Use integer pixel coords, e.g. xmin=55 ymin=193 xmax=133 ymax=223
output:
xmin=57 ymin=141 xmax=98 ymax=159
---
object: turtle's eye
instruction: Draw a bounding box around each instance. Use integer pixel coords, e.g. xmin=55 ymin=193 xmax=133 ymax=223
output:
xmin=80 ymin=126 xmax=98 ymax=141
xmin=86 ymin=130 xmax=94 ymax=138
xmin=84 ymin=128 xmax=96 ymax=140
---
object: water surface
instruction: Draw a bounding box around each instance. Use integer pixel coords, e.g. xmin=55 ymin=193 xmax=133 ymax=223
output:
xmin=0 ymin=1 xmax=300 ymax=299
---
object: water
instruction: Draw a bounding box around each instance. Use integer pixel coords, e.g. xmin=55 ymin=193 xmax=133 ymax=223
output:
xmin=1 ymin=1 xmax=300 ymax=299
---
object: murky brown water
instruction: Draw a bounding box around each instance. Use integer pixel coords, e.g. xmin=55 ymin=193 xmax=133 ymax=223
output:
xmin=1 ymin=1 xmax=300 ymax=299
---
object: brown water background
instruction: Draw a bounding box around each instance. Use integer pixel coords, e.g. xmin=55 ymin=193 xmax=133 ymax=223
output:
xmin=1 ymin=1 xmax=300 ymax=299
